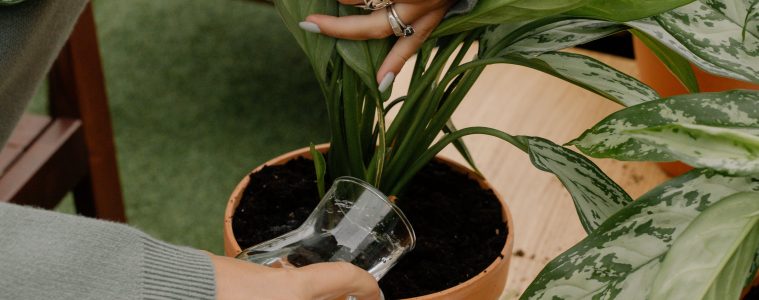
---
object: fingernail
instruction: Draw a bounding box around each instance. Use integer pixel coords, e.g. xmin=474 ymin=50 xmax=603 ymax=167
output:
xmin=378 ymin=72 xmax=395 ymax=93
xmin=380 ymin=290 xmax=385 ymax=300
xmin=299 ymin=21 xmax=321 ymax=33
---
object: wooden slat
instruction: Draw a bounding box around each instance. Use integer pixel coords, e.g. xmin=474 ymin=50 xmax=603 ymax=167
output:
xmin=0 ymin=119 xmax=89 ymax=209
xmin=390 ymin=48 xmax=670 ymax=299
xmin=0 ymin=114 xmax=52 ymax=176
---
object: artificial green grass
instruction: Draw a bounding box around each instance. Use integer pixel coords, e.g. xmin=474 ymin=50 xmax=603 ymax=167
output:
xmin=38 ymin=0 xmax=329 ymax=254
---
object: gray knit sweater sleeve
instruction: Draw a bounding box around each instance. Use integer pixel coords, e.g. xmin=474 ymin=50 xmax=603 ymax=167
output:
xmin=0 ymin=0 xmax=84 ymax=147
xmin=0 ymin=202 xmax=216 ymax=299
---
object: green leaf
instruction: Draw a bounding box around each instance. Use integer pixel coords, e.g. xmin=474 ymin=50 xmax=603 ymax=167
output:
xmin=434 ymin=0 xmax=591 ymax=37
xmin=273 ymin=0 xmax=336 ymax=84
xmin=650 ymin=192 xmax=759 ymax=300
xmin=628 ymin=1 xmax=759 ymax=83
xmin=521 ymin=170 xmax=759 ymax=300
xmin=631 ymin=29 xmax=700 ymax=93
xmin=335 ymin=6 xmax=390 ymax=94
xmin=524 ymin=137 xmax=632 ymax=233
xmin=505 ymin=51 xmax=660 ymax=106
xmin=628 ymin=123 xmax=759 ymax=176
xmin=443 ymin=120 xmax=482 ymax=175
xmin=339 ymin=63 xmax=367 ymax=178
xmin=310 ymin=143 xmax=327 ymax=199
xmin=567 ymin=0 xmax=694 ymax=21
xmin=389 ymin=127 xmax=527 ymax=195
xmin=571 ymin=90 xmax=759 ymax=162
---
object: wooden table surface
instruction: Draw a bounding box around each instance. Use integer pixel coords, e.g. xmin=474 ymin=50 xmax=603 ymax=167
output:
xmin=389 ymin=48 xmax=671 ymax=299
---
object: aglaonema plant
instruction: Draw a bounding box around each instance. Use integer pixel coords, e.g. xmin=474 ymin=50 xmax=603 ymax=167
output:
xmin=272 ymin=0 xmax=759 ymax=298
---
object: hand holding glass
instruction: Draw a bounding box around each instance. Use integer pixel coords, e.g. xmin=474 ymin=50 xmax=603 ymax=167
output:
xmin=236 ymin=177 xmax=416 ymax=280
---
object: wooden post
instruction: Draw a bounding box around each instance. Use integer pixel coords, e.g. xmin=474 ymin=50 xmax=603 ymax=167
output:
xmin=48 ymin=2 xmax=126 ymax=222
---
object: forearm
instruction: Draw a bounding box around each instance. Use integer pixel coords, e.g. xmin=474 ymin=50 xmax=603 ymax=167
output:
xmin=0 ymin=203 xmax=216 ymax=299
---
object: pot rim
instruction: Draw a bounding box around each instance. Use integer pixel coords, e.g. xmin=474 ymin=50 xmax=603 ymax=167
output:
xmin=223 ymin=144 xmax=515 ymax=299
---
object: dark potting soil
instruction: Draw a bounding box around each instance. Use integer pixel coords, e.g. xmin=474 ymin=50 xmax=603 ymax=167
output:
xmin=232 ymin=157 xmax=508 ymax=299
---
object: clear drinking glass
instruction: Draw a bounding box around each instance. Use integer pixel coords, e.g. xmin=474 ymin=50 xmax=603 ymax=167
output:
xmin=236 ymin=176 xmax=416 ymax=280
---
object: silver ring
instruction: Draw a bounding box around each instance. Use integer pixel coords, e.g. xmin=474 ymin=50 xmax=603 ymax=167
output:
xmin=358 ymin=0 xmax=392 ymax=10
xmin=386 ymin=5 xmax=414 ymax=37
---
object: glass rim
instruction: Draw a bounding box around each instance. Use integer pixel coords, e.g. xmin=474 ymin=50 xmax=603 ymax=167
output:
xmin=334 ymin=176 xmax=417 ymax=251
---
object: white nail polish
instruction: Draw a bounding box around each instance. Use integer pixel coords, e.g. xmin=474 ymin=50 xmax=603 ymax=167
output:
xmin=378 ymin=73 xmax=395 ymax=93
xmin=380 ymin=290 xmax=386 ymax=300
xmin=298 ymin=21 xmax=321 ymax=33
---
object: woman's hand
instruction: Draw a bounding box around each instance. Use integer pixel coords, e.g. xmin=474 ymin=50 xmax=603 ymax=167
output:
xmin=210 ymin=254 xmax=382 ymax=300
xmin=299 ymin=0 xmax=457 ymax=91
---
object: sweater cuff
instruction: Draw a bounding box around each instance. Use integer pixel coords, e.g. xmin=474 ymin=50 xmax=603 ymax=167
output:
xmin=140 ymin=235 xmax=217 ymax=300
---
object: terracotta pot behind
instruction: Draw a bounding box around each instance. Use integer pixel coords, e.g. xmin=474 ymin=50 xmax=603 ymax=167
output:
xmin=742 ymin=272 xmax=759 ymax=299
xmin=224 ymin=145 xmax=515 ymax=300
xmin=633 ymin=38 xmax=759 ymax=177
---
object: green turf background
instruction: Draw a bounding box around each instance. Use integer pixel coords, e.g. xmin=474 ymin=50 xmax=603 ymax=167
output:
xmin=30 ymin=0 xmax=329 ymax=254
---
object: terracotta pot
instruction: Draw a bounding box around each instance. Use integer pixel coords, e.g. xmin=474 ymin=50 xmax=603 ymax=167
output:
xmin=633 ymin=38 xmax=759 ymax=177
xmin=224 ymin=144 xmax=515 ymax=300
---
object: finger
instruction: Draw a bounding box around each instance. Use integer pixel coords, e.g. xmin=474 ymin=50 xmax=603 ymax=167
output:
xmin=294 ymin=262 xmax=381 ymax=300
xmin=304 ymin=3 xmax=424 ymax=40
xmin=376 ymin=7 xmax=445 ymax=85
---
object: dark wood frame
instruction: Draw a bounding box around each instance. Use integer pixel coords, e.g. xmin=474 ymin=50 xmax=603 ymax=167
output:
xmin=0 ymin=3 xmax=126 ymax=222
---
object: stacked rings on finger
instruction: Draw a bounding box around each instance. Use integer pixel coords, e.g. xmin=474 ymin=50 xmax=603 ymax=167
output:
xmin=386 ymin=5 xmax=414 ymax=37
xmin=358 ymin=0 xmax=392 ymax=10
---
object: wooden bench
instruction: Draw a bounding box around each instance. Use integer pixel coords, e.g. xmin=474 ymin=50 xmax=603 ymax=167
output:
xmin=0 ymin=3 xmax=126 ymax=222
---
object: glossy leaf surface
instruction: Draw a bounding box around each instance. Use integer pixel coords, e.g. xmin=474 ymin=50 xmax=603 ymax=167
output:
xmin=628 ymin=1 xmax=759 ymax=83
xmin=526 ymin=137 xmax=632 ymax=233
xmin=522 ymin=170 xmax=759 ymax=300
xmin=650 ymin=192 xmax=759 ymax=300
xmin=571 ymin=90 xmax=759 ymax=169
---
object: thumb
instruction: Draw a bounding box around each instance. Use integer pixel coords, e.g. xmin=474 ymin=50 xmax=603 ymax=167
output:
xmin=294 ymin=262 xmax=382 ymax=300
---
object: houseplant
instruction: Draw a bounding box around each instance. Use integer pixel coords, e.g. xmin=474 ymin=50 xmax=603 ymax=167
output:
xmin=633 ymin=37 xmax=759 ymax=177
xmin=227 ymin=0 xmax=759 ymax=299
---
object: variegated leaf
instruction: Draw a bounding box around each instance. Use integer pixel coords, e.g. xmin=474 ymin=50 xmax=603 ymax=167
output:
xmin=571 ymin=90 xmax=759 ymax=162
xmin=521 ymin=170 xmax=759 ymax=300
xmin=434 ymin=0 xmax=590 ymax=37
xmin=628 ymin=123 xmax=759 ymax=176
xmin=493 ymin=19 xmax=628 ymax=56
xmin=650 ymin=192 xmax=759 ymax=300
xmin=506 ymin=51 xmax=660 ymax=106
xmin=746 ymin=1 xmax=759 ymax=41
xmin=479 ymin=20 xmax=534 ymax=55
xmin=628 ymin=0 xmax=759 ymax=83
xmin=567 ymin=0 xmax=694 ymax=21
xmin=524 ymin=137 xmax=631 ymax=233
xmin=626 ymin=18 xmax=745 ymax=81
